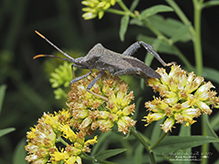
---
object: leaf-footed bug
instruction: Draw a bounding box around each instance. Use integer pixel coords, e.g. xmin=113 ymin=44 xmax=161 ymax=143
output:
xmin=34 ymin=31 xmax=175 ymax=103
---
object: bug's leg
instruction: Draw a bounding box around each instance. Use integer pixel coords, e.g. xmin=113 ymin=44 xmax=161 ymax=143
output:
xmin=69 ymin=69 xmax=93 ymax=86
xmin=122 ymin=42 xmax=141 ymax=56
xmin=86 ymin=71 xmax=114 ymax=109
xmin=70 ymin=63 xmax=90 ymax=84
xmin=122 ymin=41 xmax=175 ymax=66
xmin=71 ymin=64 xmax=75 ymax=79
xmin=138 ymin=41 xmax=175 ymax=66
xmin=86 ymin=71 xmax=109 ymax=101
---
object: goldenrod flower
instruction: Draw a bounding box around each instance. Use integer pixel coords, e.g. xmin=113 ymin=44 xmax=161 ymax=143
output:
xmin=143 ymin=65 xmax=219 ymax=133
xmin=25 ymin=109 xmax=98 ymax=164
xmin=82 ymin=0 xmax=117 ymax=20
xmin=49 ymin=61 xmax=73 ymax=99
xmin=67 ymin=71 xmax=136 ymax=136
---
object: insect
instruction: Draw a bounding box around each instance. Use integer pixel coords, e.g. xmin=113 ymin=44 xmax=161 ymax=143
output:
xmin=34 ymin=31 xmax=174 ymax=102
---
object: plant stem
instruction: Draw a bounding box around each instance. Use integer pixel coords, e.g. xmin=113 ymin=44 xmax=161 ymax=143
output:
xmin=106 ymin=8 xmax=127 ymax=16
xmin=130 ymin=128 xmax=156 ymax=164
xmin=150 ymin=132 xmax=167 ymax=150
xmin=201 ymin=115 xmax=209 ymax=164
xmin=192 ymin=1 xmax=206 ymax=163
xmin=56 ymin=136 xmax=68 ymax=146
xmin=193 ymin=0 xmax=203 ymax=76
xmin=172 ymin=46 xmax=194 ymax=71
xmin=116 ymin=0 xmax=136 ymax=17
xmin=165 ymin=0 xmax=196 ymax=36
xmin=82 ymin=152 xmax=119 ymax=164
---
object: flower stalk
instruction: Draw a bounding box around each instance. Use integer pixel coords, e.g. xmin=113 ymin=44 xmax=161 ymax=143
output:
xmin=130 ymin=128 xmax=156 ymax=164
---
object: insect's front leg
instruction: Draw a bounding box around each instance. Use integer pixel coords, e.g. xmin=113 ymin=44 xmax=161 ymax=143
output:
xmin=69 ymin=69 xmax=93 ymax=86
xmin=86 ymin=71 xmax=109 ymax=101
xmin=71 ymin=63 xmax=88 ymax=80
xmin=86 ymin=71 xmax=114 ymax=108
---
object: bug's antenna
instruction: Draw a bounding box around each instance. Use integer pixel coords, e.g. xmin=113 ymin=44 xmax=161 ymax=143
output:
xmin=33 ymin=54 xmax=75 ymax=62
xmin=35 ymin=30 xmax=76 ymax=62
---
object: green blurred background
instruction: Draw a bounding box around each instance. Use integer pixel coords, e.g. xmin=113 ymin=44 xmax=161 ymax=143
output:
xmin=1 ymin=0 xmax=219 ymax=163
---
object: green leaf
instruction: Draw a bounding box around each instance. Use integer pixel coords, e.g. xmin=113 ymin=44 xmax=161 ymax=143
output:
xmin=91 ymin=132 xmax=112 ymax=156
xmin=133 ymin=97 xmax=142 ymax=120
xmin=140 ymin=5 xmax=173 ymax=19
xmin=119 ymin=15 xmax=130 ymax=41
xmin=94 ymin=148 xmax=126 ymax=161
xmin=202 ymin=0 xmax=219 ymax=8
xmin=153 ymin=136 xmax=218 ymax=155
xmin=0 ymin=127 xmax=15 ymax=137
xmin=210 ymin=112 xmax=219 ymax=131
xmin=0 ymin=84 xmax=7 ymax=113
xmin=203 ymin=115 xmax=219 ymax=153
xmin=178 ymin=124 xmax=191 ymax=164
xmin=13 ymin=139 xmax=26 ymax=164
xmin=130 ymin=0 xmax=140 ymax=11
xmin=179 ymin=123 xmax=191 ymax=136
xmin=130 ymin=18 xmax=144 ymax=27
xmin=170 ymin=24 xmax=191 ymax=44
xmin=202 ymin=67 xmax=219 ymax=84
xmin=148 ymin=15 xmax=192 ymax=42
xmin=134 ymin=144 xmax=144 ymax=164
xmin=151 ymin=119 xmax=164 ymax=145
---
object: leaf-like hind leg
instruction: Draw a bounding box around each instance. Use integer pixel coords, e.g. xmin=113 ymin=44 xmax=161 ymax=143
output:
xmin=122 ymin=41 xmax=175 ymax=66
xmin=138 ymin=41 xmax=175 ymax=66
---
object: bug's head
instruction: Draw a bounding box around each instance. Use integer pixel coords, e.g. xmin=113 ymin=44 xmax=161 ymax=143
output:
xmin=74 ymin=57 xmax=85 ymax=65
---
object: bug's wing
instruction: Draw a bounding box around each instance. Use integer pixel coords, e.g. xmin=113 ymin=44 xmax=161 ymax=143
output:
xmin=98 ymin=51 xmax=133 ymax=69
xmin=122 ymin=58 xmax=161 ymax=78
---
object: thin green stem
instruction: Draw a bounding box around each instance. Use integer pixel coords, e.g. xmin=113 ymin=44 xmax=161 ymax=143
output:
xmin=106 ymin=8 xmax=127 ymax=16
xmin=142 ymin=19 xmax=165 ymax=39
xmin=202 ymin=1 xmax=219 ymax=8
xmin=82 ymin=152 xmax=118 ymax=164
xmin=116 ymin=0 xmax=136 ymax=17
xmin=172 ymin=46 xmax=194 ymax=71
xmin=150 ymin=132 xmax=167 ymax=150
xmin=199 ymin=0 xmax=205 ymax=4
xmin=165 ymin=0 xmax=196 ymax=37
xmin=193 ymin=0 xmax=203 ymax=75
xmin=130 ymin=128 xmax=156 ymax=164
xmin=81 ymin=153 xmax=96 ymax=162
xmin=201 ymin=115 xmax=209 ymax=164
xmin=56 ymin=136 xmax=68 ymax=146
xmin=192 ymin=1 xmax=206 ymax=163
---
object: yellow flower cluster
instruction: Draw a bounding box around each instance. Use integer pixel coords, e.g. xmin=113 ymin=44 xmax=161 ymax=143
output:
xmin=25 ymin=109 xmax=97 ymax=164
xmin=67 ymin=71 xmax=136 ymax=136
xmin=82 ymin=0 xmax=117 ymax=19
xmin=143 ymin=65 xmax=219 ymax=133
